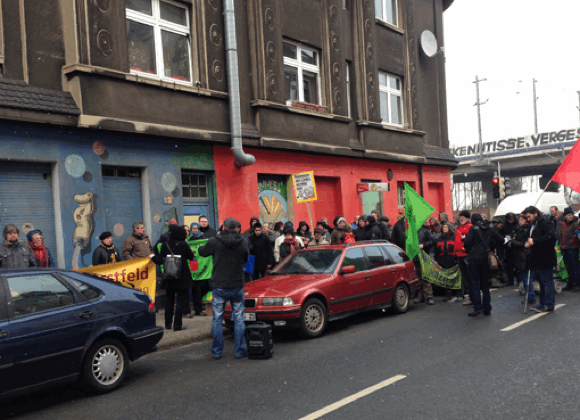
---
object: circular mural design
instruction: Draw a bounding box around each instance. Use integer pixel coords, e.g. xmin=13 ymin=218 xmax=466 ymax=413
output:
xmin=161 ymin=172 xmax=178 ymax=193
xmin=114 ymin=223 xmax=125 ymax=237
xmin=97 ymin=30 xmax=113 ymax=57
xmin=92 ymin=141 xmax=106 ymax=155
xmin=259 ymin=190 xmax=288 ymax=225
xmin=65 ymin=155 xmax=86 ymax=178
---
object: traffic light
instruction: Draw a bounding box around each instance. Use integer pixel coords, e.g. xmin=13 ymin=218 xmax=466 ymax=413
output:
xmin=499 ymin=177 xmax=506 ymax=200
xmin=504 ymin=177 xmax=513 ymax=197
xmin=492 ymin=176 xmax=500 ymax=199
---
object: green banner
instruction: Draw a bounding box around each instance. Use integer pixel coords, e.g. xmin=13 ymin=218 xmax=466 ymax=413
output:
xmin=555 ymin=245 xmax=569 ymax=281
xmin=188 ymin=239 xmax=213 ymax=281
xmin=418 ymin=250 xmax=462 ymax=290
xmin=405 ymin=183 xmax=435 ymax=261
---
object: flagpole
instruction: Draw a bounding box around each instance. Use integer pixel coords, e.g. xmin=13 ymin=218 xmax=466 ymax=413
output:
xmin=533 ymin=178 xmax=553 ymax=207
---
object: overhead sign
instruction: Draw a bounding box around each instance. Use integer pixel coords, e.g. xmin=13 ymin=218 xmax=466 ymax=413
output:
xmin=292 ymin=171 xmax=317 ymax=203
xmin=452 ymin=128 xmax=580 ymax=159
xmin=357 ymin=182 xmax=390 ymax=192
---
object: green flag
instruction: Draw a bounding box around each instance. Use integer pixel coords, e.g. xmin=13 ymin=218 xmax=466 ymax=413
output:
xmin=188 ymin=239 xmax=213 ymax=281
xmin=418 ymin=250 xmax=462 ymax=289
xmin=404 ymin=183 xmax=435 ymax=260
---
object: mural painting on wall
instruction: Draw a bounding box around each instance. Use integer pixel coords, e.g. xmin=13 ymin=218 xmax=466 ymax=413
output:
xmin=162 ymin=207 xmax=178 ymax=234
xmin=258 ymin=175 xmax=289 ymax=225
xmin=72 ymin=192 xmax=96 ymax=270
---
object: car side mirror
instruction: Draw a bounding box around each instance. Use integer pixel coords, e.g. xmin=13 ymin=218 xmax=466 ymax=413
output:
xmin=341 ymin=265 xmax=356 ymax=275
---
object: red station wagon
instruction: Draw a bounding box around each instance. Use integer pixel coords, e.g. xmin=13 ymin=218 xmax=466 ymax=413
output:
xmin=225 ymin=241 xmax=419 ymax=338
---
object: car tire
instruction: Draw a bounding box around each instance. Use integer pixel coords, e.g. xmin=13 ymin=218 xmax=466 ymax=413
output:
xmin=82 ymin=338 xmax=130 ymax=394
xmin=391 ymin=283 xmax=410 ymax=314
xmin=299 ymin=298 xmax=328 ymax=339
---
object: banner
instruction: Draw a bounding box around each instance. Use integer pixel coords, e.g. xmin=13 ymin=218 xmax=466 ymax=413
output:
xmin=188 ymin=239 xmax=213 ymax=280
xmin=77 ymin=257 xmax=157 ymax=301
xmin=404 ymin=183 xmax=435 ymax=261
xmin=292 ymin=171 xmax=317 ymax=203
xmin=418 ymin=251 xmax=461 ymax=290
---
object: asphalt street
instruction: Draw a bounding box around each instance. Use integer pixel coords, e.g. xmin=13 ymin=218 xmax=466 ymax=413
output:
xmin=3 ymin=287 xmax=580 ymax=420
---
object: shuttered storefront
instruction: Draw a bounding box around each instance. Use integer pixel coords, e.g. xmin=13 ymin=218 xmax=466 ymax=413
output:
xmin=102 ymin=171 xmax=143 ymax=241
xmin=0 ymin=163 xmax=57 ymax=257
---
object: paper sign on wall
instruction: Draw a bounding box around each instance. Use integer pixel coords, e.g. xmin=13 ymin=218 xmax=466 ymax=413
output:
xmin=292 ymin=171 xmax=317 ymax=203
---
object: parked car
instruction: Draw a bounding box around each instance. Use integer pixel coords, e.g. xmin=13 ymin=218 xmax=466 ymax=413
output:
xmin=225 ymin=241 xmax=419 ymax=338
xmin=0 ymin=269 xmax=163 ymax=398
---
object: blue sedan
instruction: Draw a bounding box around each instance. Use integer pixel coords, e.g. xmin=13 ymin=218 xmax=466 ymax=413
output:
xmin=0 ymin=269 xmax=163 ymax=398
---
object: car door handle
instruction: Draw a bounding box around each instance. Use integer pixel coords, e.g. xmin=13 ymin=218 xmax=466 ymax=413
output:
xmin=80 ymin=311 xmax=94 ymax=319
xmin=0 ymin=329 xmax=7 ymax=338
xmin=390 ymin=269 xmax=396 ymax=273
xmin=365 ymin=275 xmax=371 ymax=279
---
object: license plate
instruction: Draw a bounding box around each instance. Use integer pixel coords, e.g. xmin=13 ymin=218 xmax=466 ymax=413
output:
xmin=244 ymin=313 xmax=256 ymax=321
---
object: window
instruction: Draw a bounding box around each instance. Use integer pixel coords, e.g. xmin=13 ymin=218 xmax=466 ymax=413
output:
xmin=65 ymin=276 xmax=102 ymax=301
xmin=284 ymin=41 xmax=321 ymax=105
xmin=8 ymin=274 xmax=75 ymax=317
xmin=375 ymin=0 xmax=398 ymax=26
xmin=346 ymin=61 xmax=352 ymax=118
xmin=182 ymin=173 xmax=208 ymax=199
xmin=397 ymin=184 xmax=405 ymax=207
xmin=126 ymin=0 xmax=192 ymax=84
xmin=384 ymin=245 xmax=409 ymax=264
xmin=365 ymin=246 xmax=387 ymax=269
xmin=272 ymin=249 xmax=343 ymax=275
xmin=102 ymin=166 xmax=141 ymax=178
xmin=342 ymin=248 xmax=369 ymax=272
xmin=379 ymin=72 xmax=404 ymax=127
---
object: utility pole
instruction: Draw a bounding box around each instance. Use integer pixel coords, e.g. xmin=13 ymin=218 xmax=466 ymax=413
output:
xmin=473 ymin=75 xmax=488 ymax=161
xmin=533 ymin=78 xmax=538 ymax=133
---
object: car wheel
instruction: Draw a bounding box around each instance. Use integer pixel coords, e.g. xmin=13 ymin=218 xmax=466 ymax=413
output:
xmin=82 ymin=338 xmax=129 ymax=394
xmin=299 ymin=298 xmax=327 ymax=339
xmin=391 ymin=283 xmax=409 ymax=314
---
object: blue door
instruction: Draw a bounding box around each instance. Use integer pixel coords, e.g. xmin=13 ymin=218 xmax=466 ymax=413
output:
xmin=6 ymin=273 xmax=96 ymax=390
xmin=103 ymin=175 xmax=144 ymax=242
xmin=0 ymin=279 xmax=13 ymax=395
xmin=181 ymin=171 xmax=217 ymax=229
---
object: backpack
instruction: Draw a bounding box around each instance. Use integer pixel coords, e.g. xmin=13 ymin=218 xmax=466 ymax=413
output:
xmin=163 ymin=242 xmax=182 ymax=280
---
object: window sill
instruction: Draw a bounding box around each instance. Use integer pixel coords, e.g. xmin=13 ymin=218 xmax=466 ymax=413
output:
xmin=251 ymin=99 xmax=352 ymax=123
xmin=357 ymin=119 xmax=425 ymax=136
xmin=62 ymin=64 xmax=229 ymax=99
xmin=375 ymin=18 xmax=405 ymax=35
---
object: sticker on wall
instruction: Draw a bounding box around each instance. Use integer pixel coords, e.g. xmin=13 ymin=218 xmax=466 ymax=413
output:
xmin=113 ymin=223 xmax=125 ymax=237
xmin=153 ymin=214 xmax=162 ymax=223
xmin=22 ymin=223 xmax=34 ymax=235
xmin=65 ymin=155 xmax=86 ymax=178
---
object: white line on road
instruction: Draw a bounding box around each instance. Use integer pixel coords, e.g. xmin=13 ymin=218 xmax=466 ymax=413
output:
xmin=297 ymin=375 xmax=406 ymax=420
xmin=501 ymin=304 xmax=566 ymax=332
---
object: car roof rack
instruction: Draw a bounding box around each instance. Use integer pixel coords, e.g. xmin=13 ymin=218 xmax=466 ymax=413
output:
xmin=344 ymin=240 xmax=391 ymax=248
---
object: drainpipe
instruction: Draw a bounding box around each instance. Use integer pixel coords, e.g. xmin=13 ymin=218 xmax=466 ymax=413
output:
xmin=223 ymin=0 xmax=255 ymax=167
xmin=419 ymin=164 xmax=424 ymax=197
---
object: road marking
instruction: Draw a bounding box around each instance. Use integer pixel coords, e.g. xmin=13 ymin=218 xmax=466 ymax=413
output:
xmin=501 ymin=304 xmax=566 ymax=332
xmin=297 ymin=375 xmax=407 ymax=420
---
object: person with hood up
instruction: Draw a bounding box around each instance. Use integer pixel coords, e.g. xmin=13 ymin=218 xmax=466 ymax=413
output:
xmin=296 ymin=221 xmax=313 ymax=247
xmin=364 ymin=215 xmax=383 ymax=241
xmin=316 ymin=221 xmax=332 ymax=243
xmin=92 ymin=231 xmax=122 ymax=266
xmin=199 ymin=216 xmax=217 ymax=239
xmin=189 ymin=222 xmax=204 ymax=240
xmin=391 ymin=215 xmax=406 ymax=250
xmin=378 ymin=216 xmax=391 ymax=241
xmin=414 ymin=220 xmax=436 ymax=305
xmin=243 ymin=216 xmax=260 ymax=237
xmin=556 ymin=206 xmax=580 ymax=291
xmin=27 ymin=229 xmax=56 ymax=267
xmin=152 ymin=225 xmax=195 ymax=331
xmin=434 ymin=224 xmax=460 ymax=302
xmin=499 ymin=212 xmax=519 ymax=286
xmin=198 ymin=217 xmax=249 ymax=359
xmin=249 ymin=223 xmax=275 ymax=279
xmin=274 ymin=222 xmax=304 ymax=262
xmin=330 ymin=217 xmax=353 ymax=244
xmin=0 ymin=224 xmax=37 ymax=269
xmin=463 ymin=213 xmax=503 ymax=316
xmin=309 ymin=227 xmax=330 ymax=247
xmin=354 ymin=216 xmax=367 ymax=242
xmin=512 ymin=213 xmax=536 ymax=305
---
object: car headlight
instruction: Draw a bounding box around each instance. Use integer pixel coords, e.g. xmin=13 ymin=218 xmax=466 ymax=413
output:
xmin=262 ymin=297 xmax=294 ymax=306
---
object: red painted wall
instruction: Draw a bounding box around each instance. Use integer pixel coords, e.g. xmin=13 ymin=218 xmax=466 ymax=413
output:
xmin=213 ymin=146 xmax=452 ymax=229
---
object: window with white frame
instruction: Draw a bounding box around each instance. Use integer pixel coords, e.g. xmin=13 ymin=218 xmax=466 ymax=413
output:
xmin=126 ymin=0 xmax=192 ymax=84
xmin=375 ymin=0 xmax=398 ymax=26
xmin=379 ymin=72 xmax=404 ymax=127
xmin=283 ymin=41 xmax=321 ymax=105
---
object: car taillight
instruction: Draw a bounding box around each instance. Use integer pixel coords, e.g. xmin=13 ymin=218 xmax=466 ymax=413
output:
xmin=148 ymin=301 xmax=156 ymax=313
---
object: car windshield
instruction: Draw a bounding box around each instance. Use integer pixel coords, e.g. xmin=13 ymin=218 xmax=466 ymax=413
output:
xmin=272 ymin=249 xmax=343 ymax=275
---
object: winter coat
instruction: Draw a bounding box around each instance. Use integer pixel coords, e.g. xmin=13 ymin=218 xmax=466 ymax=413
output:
xmin=418 ymin=226 xmax=434 ymax=254
xmin=198 ymin=229 xmax=249 ymax=289
xmin=279 ymin=238 xmax=300 ymax=260
xmin=0 ymin=240 xmax=36 ymax=269
xmin=434 ymin=232 xmax=457 ymax=269
xmin=500 ymin=220 xmax=519 ymax=238
xmin=364 ymin=222 xmax=383 ymax=241
xmin=354 ymin=227 xmax=366 ymax=242
xmin=556 ymin=217 xmax=579 ymax=250
xmin=454 ymin=222 xmax=472 ymax=258
xmin=528 ymin=215 xmax=557 ymax=270
xmin=264 ymin=230 xmax=277 ymax=247
xmin=547 ymin=214 xmax=563 ymax=233
xmin=296 ymin=222 xmax=313 ymax=241
xmin=463 ymin=217 xmax=503 ymax=262
xmin=512 ymin=224 xmax=531 ymax=272
xmin=391 ymin=218 xmax=406 ymax=250
xmin=123 ymin=233 xmax=154 ymax=260
xmin=152 ymin=227 xmax=195 ymax=291
xmin=28 ymin=243 xmax=56 ymax=267
xmin=199 ymin=225 xmax=218 ymax=239
xmin=274 ymin=235 xmax=304 ymax=262
xmin=378 ymin=222 xmax=391 ymax=241
xmin=92 ymin=244 xmax=122 ymax=266
xmin=308 ymin=237 xmax=330 ymax=247
xmin=249 ymin=233 xmax=275 ymax=272
xmin=330 ymin=224 xmax=353 ymax=245
xmin=243 ymin=216 xmax=260 ymax=237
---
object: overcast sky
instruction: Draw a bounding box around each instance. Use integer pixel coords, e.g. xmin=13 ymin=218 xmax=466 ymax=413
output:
xmin=443 ymin=0 xmax=580 ymax=148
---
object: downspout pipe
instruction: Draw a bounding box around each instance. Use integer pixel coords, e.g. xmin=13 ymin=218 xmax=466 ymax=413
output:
xmin=223 ymin=0 xmax=255 ymax=167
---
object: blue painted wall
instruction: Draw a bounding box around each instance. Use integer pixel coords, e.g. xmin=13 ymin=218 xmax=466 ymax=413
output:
xmin=0 ymin=122 xmax=215 ymax=269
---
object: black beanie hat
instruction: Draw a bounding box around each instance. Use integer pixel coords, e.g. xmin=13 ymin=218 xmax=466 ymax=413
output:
xmin=99 ymin=231 xmax=113 ymax=241
xmin=459 ymin=210 xmax=471 ymax=219
xmin=564 ymin=206 xmax=574 ymax=216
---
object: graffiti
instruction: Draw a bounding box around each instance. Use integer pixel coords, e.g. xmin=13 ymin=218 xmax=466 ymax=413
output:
xmin=72 ymin=192 xmax=96 ymax=269
xmin=259 ymin=192 xmax=288 ymax=225
xmin=173 ymin=145 xmax=214 ymax=170
xmin=65 ymin=154 xmax=86 ymax=178
xmin=162 ymin=207 xmax=178 ymax=234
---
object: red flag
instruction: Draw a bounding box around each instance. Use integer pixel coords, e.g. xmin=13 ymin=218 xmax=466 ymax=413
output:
xmin=552 ymin=138 xmax=580 ymax=193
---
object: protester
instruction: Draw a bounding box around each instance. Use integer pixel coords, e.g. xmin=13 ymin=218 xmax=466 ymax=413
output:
xmin=92 ymin=231 xmax=122 ymax=266
xmin=317 ymin=221 xmax=333 ymax=243
xmin=198 ymin=217 xmax=249 ymax=359
xmin=0 ymin=224 xmax=36 ymax=268
xmin=243 ymin=216 xmax=260 ymax=237
xmin=156 ymin=219 xmax=178 ymax=248
xmin=434 ymin=224 xmax=460 ymax=302
xmin=249 ymin=223 xmax=275 ymax=279
xmin=183 ymin=224 xmax=191 ymax=239
xmin=199 ymin=216 xmax=218 ymax=239
xmin=152 ymin=226 xmax=194 ymax=331
xmin=354 ymin=216 xmax=367 ymax=242
xmin=512 ymin=213 xmax=536 ymax=305
xmin=273 ymin=221 xmax=284 ymax=237
xmin=371 ymin=210 xmax=380 ymax=221
xmin=463 ymin=213 xmax=503 ymax=317
xmin=296 ymin=221 xmax=313 ymax=247
xmin=414 ymin=220 xmax=435 ymax=305
xmin=331 ymin=217 xmax=353 ymax=244
xmin=391 ymin=215 xmax=406 ymax=250
xmin=454 ymin=210 xmax=472 ymax=305
xmin=378 ymin=216 xmax=391 ymax=241
xmin=439 ymin=212 xmax=456 ymax=233
xmin=279 ymin=228 xmax=301 ymax=261
xmin=189 ymin=222 xmax=203 ymax=239
xmin=429 ymin=216 xmax=442 ymax=242
xmin=547 ymin=206 xmax=562 ymax=233
xmin=122 ymin=222 xmax=154 ymax=260
xmin=262 ymin=222 xmax=277 ymax=247
xmin=188 ymin=222 xmax=209 ymax=316
xmin=364 ymin=215 xmax=383 ymax=240
xmin=500 ymin=212 xmax=519 ymax=286
xmin=352 ymin=216 xmax=360 ymax=230
xmin=556 ymin=206 xmax=580 ymax=292
xmin=309 ymin=227 xmax=330 ymax=247
xmin=27 ymin=229 xmax=56 ymax=267
xmin=274 ymin=222 xmax=304 ymax=262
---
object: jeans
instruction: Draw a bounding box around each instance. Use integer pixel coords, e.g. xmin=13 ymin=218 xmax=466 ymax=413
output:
xmin=561 ymin=248 xmax=580 ymax=288
xmin=211 ymin=288 xmax=247 ymax=357
xmin=519 ymin=270 xmax=536 ymax=303
xmin=468 ymin=258 xmax=491 ymax=313
xmin=535 ymin=268 xmax=555 ymax=309
xmin=165 ymin=289 xmax=188 ymax=329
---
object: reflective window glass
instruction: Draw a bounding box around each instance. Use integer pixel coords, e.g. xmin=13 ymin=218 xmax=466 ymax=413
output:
xmin=365 ymin=246 xmax=387 ymax=269
xmin=162 ymin=30 xmax=191 ymax=81
xmin=303 ymin=71 xmax=318 ymax=104
xmin=342 ymin=248 xmax=369 ymax=272
xmin=283 ymin=42 xmax=297 ymax=60
xmin=127 ymin=20 xmax=157 ymax=75
xmin=285 ymin=66 xmax=299 ymax=101
xmin=127 ymin=0 xmax=153 ymax=15
xmin=8 ymin=275 xmax=75 ymax=317
xmin=160 ymin=1 xmax=187 ymax=26
xmin=301 ymin=48 xmax=317 ymax=65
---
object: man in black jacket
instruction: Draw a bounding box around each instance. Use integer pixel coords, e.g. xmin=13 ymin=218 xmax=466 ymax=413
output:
xmin=415 ymin=221 xmax=436 ymax=305
xmin=391 ymin=216 xmax=406 ymax=250
xmin=378 ymin=216 xmax=391 ymax=241
xmin=523 ymin=206 xmax=557 ymax=313
xmin=463 ymin=213 xmax=503 ymax=316
xmin=500 ymin=212 xmax=519 ymax=286
xmin=249 ymin=223 xmax=274 ymax=280
xmin=198 ymin=217 xmax=249 ymax=359
xmin=199 ymin=216 xmax=217 ymax=239
xmin=92 ymin=231 xmax=122 ymax=266
xmin=364 ymin=215 xmax=383 ymax=240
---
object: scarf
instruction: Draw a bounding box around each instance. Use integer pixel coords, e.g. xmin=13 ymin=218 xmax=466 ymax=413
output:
xmin=190 ymin=223 xmax=203 ymax=239
xmin=283 ymin=237 xmax=298 ymax=254
xmin=29 ymin=241 xmax=49 ymax=267
xmin=100 ymin=243 xmax=118 ymax=264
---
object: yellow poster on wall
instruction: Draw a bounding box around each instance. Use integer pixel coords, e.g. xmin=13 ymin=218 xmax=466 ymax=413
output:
xmin=76 ymin=257 xmax=157 ymax=302
xmin=292 ymin=171 xmax=317 ymax=203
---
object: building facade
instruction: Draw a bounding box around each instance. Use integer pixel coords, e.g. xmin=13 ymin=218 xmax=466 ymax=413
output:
xmin=0 ymin=0 xmax=456 ymax=271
